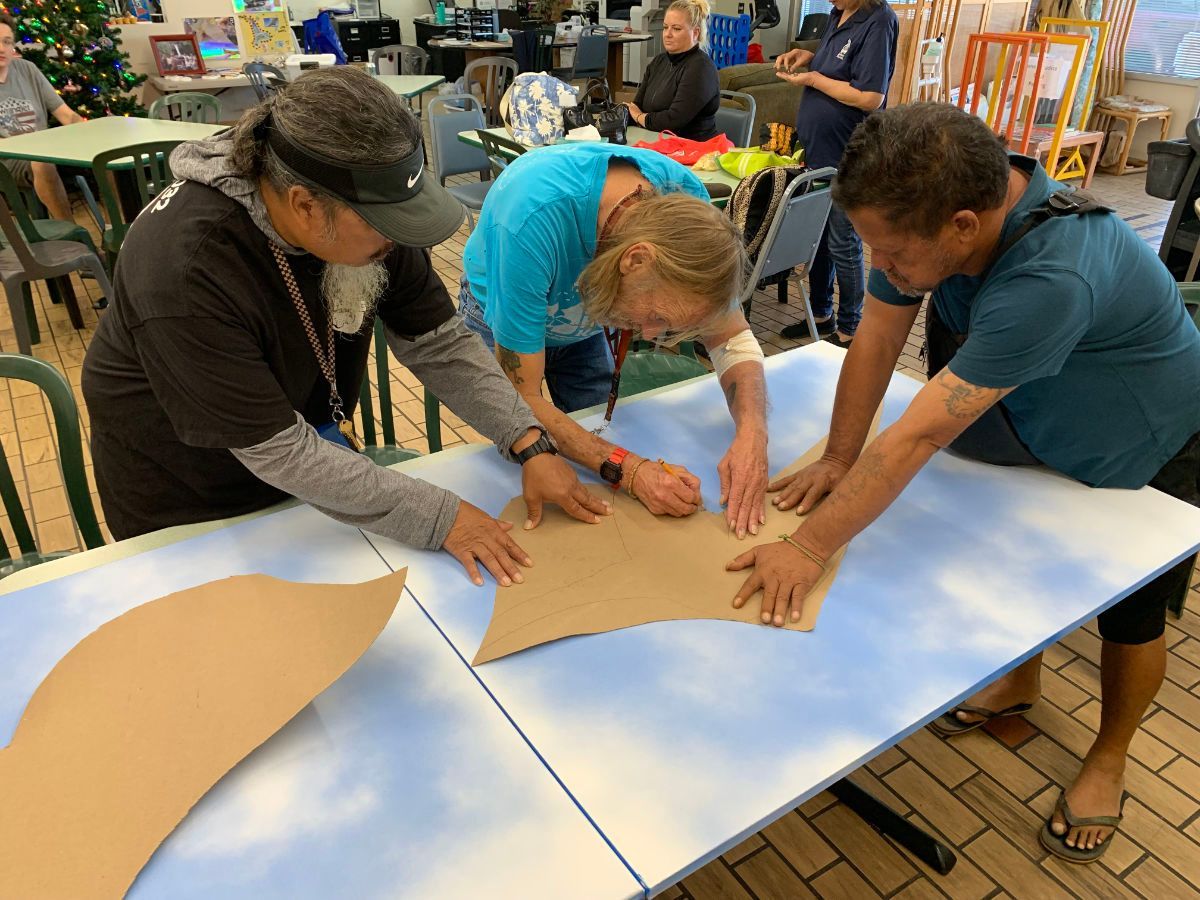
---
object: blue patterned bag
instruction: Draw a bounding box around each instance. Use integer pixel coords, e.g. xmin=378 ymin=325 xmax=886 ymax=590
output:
xmin=500 ymin=73 xmax=578 ymax=147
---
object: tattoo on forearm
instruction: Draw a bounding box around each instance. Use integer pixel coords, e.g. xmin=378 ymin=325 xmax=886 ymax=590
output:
xmin=838 ymin=442 xmax=885 ymax=500
xmin=497 ymin=346 xmax=524 ymax=386
xmin=723 ymin=381 xmax=737 ymax=407
xmin=935 ymin=371 xmax=1002 ymax=419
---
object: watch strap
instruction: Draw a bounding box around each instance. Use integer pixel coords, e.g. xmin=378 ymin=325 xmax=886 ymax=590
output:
xmin=515 ymin=432 xmax=557 ymax=465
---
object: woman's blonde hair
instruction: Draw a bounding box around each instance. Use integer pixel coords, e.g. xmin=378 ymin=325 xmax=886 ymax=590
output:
xmin=667 ymin=0 xmax=709 ymax=46
xmin=578 ymin=191 xmax=748 ymax=343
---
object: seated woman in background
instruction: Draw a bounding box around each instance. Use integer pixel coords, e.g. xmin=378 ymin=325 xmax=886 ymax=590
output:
xmin=624 ymin=0 xmax=719 ymax=140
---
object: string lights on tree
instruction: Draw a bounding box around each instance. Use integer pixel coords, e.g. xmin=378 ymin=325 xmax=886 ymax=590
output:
xmin=2 ymin=0 xmax=144 ymax=117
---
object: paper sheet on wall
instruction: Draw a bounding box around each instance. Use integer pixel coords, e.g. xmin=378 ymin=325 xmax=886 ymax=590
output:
xmin=235 ymin=12 xmax=297 ymax=59
xmin=0 ymin=569 xmax=407 ymax=899
xmin=473 ymin=413 xmax=881 ymax=665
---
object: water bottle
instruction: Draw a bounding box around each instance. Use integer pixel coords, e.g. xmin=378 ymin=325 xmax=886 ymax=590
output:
xmin=436 ymin=1 xmax=446 ymax=24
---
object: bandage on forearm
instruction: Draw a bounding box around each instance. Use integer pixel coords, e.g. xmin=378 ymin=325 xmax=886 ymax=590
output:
xmin=709 ymin=328 xmax=764 ymax=380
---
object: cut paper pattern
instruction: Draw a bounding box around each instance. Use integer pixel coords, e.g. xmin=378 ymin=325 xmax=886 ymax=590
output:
xmin=473 ymin=415 xmax=880 ymax=665
xmin=0 ymin=569 xmax=407 ymax=899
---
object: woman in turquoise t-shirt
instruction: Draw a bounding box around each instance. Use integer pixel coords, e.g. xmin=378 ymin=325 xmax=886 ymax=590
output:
xmin=460 ymin=143 xmax=773 ymax=539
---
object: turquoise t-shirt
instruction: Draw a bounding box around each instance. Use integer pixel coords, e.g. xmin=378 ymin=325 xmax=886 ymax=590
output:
xmin=870 ymin=155 xmax=1200 ymax=489
xmin=461 ymin=143 xmax=708 ymax=354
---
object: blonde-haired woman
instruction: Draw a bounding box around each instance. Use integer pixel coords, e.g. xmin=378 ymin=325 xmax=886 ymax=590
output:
xmin=459 ymin=142 xmax=771 ymax=537
xmin=625 ymin=0 xmax=720 ymax=140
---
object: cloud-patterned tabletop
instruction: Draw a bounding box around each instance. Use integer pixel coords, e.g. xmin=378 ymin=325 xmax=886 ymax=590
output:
xmin=0 ymin=505 xmax=641 ymax=899
xmin=366 ymin=342 xmax=1200 ymax=894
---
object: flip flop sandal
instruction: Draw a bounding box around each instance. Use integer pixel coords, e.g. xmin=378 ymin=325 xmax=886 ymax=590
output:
xmin=1038 ymin=789 xmax=1130 ymax=864
xmin=928 ymin=701 xmax=1035 ymax=737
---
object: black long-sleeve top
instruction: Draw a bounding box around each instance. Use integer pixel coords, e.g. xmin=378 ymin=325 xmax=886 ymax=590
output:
xmin=633 ymin=44 xmax=720 ymax=140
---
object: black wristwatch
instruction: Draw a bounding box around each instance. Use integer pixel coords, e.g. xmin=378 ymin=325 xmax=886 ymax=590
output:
xmin=514 ymin=429 xmax=558 ymax=465
xmin=599 ymin=447 xmax=629 ymax=485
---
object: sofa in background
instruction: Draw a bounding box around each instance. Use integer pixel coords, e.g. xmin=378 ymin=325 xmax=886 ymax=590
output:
xmin=717 ymin=39 xmax=820 ymax=141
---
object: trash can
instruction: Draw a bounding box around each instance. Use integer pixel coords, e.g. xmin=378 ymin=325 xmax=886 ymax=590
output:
xmin=1146 ymin=138 xmax=1194 ymax=201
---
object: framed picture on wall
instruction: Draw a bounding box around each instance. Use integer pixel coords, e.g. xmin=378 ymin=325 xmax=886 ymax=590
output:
xmin=149 ymin=33 xmax=207 ymax=76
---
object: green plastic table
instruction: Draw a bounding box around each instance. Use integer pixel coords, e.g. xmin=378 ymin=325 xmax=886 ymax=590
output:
xmin=0 ymin=116 xmax=224 ymax=167
xmin=375 ymin=74 xmax=445 ymax=98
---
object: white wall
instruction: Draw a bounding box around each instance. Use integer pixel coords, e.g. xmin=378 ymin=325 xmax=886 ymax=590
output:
xmin=1121 ymin=74 xmax=1200 ymax=158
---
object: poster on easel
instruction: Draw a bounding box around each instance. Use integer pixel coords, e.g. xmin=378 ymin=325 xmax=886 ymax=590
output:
xmin=235 ymin=12 xmax=298 ymax=59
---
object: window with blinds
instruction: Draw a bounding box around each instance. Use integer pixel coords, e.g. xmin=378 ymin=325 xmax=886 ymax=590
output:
xmin=1125 ymin=0 xmax=1200 ymax=78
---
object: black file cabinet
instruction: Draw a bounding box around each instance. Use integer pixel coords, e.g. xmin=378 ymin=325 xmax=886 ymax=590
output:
xmin=336 ymin=17 xmax=402 ymax=62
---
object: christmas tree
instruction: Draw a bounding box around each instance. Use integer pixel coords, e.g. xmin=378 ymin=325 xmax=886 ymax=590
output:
xmin=2 ymin=0 xmax=145 ymax=117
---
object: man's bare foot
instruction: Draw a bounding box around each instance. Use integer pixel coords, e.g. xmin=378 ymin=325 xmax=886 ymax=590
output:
xmin=1050 ymin=758 xmax=1126 ymax=851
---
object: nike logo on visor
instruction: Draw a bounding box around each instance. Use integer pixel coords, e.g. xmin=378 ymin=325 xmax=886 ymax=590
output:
xmin=407 ymin=165 xmax=422 ymax=189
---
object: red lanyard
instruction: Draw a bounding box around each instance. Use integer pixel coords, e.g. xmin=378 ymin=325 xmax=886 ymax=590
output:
xmin=600 ymin=326 xmax=633 ymax=429
xmin=593 ymin=184 xmax=645 ymax=432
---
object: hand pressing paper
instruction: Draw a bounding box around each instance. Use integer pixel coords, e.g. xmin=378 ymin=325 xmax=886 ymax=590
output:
xmin=0 ymin=569 xmax=406 ymax=900
xmin=473 ymin=415 xmax=880 ymax=665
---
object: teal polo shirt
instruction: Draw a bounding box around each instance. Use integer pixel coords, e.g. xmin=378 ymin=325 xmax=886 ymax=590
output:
xmin=869 ymin=155 xmax=1200 ymax=489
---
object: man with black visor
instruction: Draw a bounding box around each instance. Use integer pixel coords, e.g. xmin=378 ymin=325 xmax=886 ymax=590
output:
xmin=82 ymin=67 xmax=610 ymax=588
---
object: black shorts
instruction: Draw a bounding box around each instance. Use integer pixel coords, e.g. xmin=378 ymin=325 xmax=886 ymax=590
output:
xmin=1097 ymin=431 xmax=1200 ymax=645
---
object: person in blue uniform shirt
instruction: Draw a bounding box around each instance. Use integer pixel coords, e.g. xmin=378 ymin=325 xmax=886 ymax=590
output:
xmin=774 ymin=0 xmax=898 ymax=346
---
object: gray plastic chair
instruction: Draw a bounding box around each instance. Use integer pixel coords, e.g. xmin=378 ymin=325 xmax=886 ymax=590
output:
xmin=463 ymin=56 xmax=519 ymax=127
xmin=373 ymin=44 xmax=433 ymax=115
xmin=428 ymin=94 xmax=493 ymax=227
xmin=734 ymin=167 xmax=836 ymax=339
xmin=0 ymin=197 xmax=112 ymax=355
xmin=243 ymin=62 xmax=286 ymax=101
xmin=715 ymin=89 xmax=756 ymax=147
xmin=570 ymin=25 xmax=609 ymax=83
xmin=372 ymin=43 xmax=430 ymax=75
xmin=147 ymin=91 xmax=221 ymax=123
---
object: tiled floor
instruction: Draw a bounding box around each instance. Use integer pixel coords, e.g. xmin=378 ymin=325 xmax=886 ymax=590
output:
xmin=4 ymin=128 xmax=1197 ymax=898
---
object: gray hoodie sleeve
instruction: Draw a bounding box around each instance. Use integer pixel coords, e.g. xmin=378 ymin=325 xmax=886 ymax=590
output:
xmin=385 ymin=315 xmax=540 ymax=461
xmin=230 ymin=412 xmax=461 ymax=550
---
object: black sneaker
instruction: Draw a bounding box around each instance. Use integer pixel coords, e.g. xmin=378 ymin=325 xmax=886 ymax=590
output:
xmin=824 ymin=331 xmax=853 ymax=348
xmin=780 ymin=316 xmax=836 ymax=340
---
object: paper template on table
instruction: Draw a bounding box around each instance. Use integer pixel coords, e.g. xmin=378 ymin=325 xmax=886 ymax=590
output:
xmin=0 ymin=569 xmax=407 ymax=898
xmin=474 ymin=413 xmax=881 ymax=665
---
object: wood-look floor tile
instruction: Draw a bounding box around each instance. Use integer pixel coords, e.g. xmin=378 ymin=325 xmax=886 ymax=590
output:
xmin=761 ymin=810 xmax=838 ymax=878
xmin=883 ymin=761 xmax=985 ymax=845
xmin=734 ymin=847 xmax=816 ymax=899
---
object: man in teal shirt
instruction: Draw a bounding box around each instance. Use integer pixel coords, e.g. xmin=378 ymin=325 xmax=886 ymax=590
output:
xmin=724 ymin=103 xmax=1200 ymax=864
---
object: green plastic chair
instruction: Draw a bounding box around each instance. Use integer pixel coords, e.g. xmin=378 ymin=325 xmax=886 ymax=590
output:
xmin=618 ymin=342 xmax=709 ymax=398
xmin=147 ymin=92 xmax=221 ymax=124
xmin=91 ymin=140 xmax=182 ymax=270
xmin=357 ymin=318 xmax=443 ymax=466
xmin=1181 ymin=281 xmax=1200 ymax=329
xmin=0 ymin=158 xmax=100 ymax=311
xmin=0 ymin=354 xmax=104 ymax=577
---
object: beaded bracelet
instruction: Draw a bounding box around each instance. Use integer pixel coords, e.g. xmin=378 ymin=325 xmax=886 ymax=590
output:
xmin=778 ymin=534 xmax=828 ymax=572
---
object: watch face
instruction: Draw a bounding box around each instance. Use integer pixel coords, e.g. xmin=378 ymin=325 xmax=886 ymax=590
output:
xmin=599 ymin=459 xmax=622 ymax=484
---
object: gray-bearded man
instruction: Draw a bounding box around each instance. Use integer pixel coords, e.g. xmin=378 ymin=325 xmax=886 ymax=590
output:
xmin=82 ymin=67 xmax=610 ymax=587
